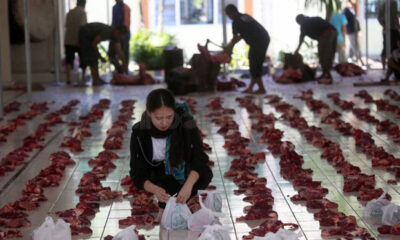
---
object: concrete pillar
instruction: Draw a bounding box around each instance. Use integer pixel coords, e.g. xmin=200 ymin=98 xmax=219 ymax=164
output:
xmin=0 ymin=0 xmax=12 ymax=86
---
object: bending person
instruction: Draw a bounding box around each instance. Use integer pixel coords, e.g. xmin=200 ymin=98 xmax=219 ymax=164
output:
xmin=295 ymin=14 xmax=337 ymax=84
xmin=129 ymin=89 xmax=213 ymax=222
xmin=225 ymin=4 xmax=270 ymax=94
xmin=79 ymin=23 xmax=128 ymax=85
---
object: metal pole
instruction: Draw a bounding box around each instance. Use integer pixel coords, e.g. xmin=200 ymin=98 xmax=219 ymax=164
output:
xmin=0 ymin=36 xmax=3 ymax=118
xmin=23 ymin=0 xmax=32 ymax=100
xmin=365 ymin=0 xmax=369 ymax=69
xmin=385 ymin=0 xmax=391 ymax=61
xmin=221 ymin=0 xmax=227 ymax=76
xmin=54 ymin=0 xmax=61 ymax=84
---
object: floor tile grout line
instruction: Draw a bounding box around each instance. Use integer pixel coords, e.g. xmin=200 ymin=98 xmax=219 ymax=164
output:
xmin=303 ymin=101 xmax=400 ymax=194
xmin=273 ymin=104 xmax=378 ymax=237
xmin=208 ymin=117 xmax=239 ymax=240
xmin=235 ymin=104 xmax=309 ymax=240
xmin=49 ymin=109 xmax=113 ymax=213
xmin=0 ymin=127 xmax=66 ymax=196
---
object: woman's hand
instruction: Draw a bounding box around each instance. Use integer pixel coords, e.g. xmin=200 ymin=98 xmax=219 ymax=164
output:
xmin=176 ymin=184 xmax=193 ymax=204
xmin=155 ymin=187 xmax=170 ymax=203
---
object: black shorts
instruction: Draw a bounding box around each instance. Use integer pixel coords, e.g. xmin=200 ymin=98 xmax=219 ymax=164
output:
xmin=248 ymin=38 xmax=270 ymax=78
xmin=64 ymin=45 xmax=81 ymax=65
xmin=79 ymin=29 xmax=98 ymax=68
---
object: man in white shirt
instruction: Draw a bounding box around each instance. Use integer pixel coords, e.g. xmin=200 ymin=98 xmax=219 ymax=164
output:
xmin=64 ymin=0 xmax=87 ymax=84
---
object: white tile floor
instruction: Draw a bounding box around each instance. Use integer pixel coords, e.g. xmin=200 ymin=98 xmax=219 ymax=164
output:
xmin=0 ymin=70 xmax=399 ymax=240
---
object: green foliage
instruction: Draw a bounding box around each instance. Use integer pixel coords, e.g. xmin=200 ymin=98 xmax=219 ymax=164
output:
xmin=130 ymin=29 xmax=176 ymax=70
xmin=229 ymin=43 xmax=249 ymax=69
xmin=304 ymin=0 xmax=344 ymax=20
xmin=98 ymin=44 xmax=110 ymax=73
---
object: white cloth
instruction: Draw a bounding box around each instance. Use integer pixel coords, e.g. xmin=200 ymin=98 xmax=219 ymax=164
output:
xmin=151 ymin=137 xmax=167 ymax=162
xmin=392 ymin=48 xmax=400 ymax=62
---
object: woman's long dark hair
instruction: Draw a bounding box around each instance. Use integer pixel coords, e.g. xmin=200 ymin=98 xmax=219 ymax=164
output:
xmin=146 ymin=88 xmax=175 ymax=112
xmin=145 ymin=88 xmax=184 ymax=168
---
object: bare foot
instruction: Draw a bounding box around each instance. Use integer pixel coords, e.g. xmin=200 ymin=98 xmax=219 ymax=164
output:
xmin=154 ymin=208 xmax=164 ymax=224
xmin=253 ymin=89 xmax=266 ymax=94
xmin=93 ymin=79 xmax=106 ymax=86
xmin=317 ymin=78 xmax=333 ymax=84
xmin=242 ymin=88 xmax=253 ymax=94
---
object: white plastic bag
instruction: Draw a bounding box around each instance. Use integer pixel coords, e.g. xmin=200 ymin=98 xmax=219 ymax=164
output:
xmin=198 ymin=190 xmax=224 ymax=213
xmin=363 ymin=193 xmax=391 ymax=218
xmin=382 ymin=203 xmax=400 ymax=226
xmin=161 ymin=196 xmax=192 ymax=230
xmin=198 ymin=224 xmax=231 ymax=240
xmin=32 ymin=216 xmax=71 ymax=240
xmin=188 ymin=200 xmax=224 ymax=231
xmin=112 ymin=226 xmax=139 ymax=240
xmin=253 ymin=228 xmax=300 ymax=240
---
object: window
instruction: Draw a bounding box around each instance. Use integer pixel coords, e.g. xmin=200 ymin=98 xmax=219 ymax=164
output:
xmin=155 ymin=0 xmax=176 ymax=26
xmin=218 ymin=0 xmax=238 ymax=23
xmin=367 ymin=0 xmax=400 ymax=18
xmin=180 ymin=0 xmax=214 ymax=24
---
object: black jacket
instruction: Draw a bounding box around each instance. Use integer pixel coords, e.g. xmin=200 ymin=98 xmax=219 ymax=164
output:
xmin=129 ymin=108 xmax=213 ymax=190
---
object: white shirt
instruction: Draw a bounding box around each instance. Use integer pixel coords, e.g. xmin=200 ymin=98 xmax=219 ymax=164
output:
xmin=151 ymin=137 xmax=167 ymax=162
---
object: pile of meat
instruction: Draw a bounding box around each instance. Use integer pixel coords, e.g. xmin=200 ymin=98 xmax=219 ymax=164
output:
xmin=3 ymin=101 xmax=21 ymax=115
xmin=205 ymin=96 xmax=299 ymax=239
xmin=261 ymin=95 xmax=374 ymax=239
xmin=0 ymin=100 xmax=79 ymax=176
xmin=61 ymin=99 xmax=110 ymax=153
xmin=111 ymin=64 xmax=157 ymax=85
xmin=0 ymin=151 xmax=75 ymax=238
xmin=334 ymin=63 xmax=365 ymax=77
xmin=197 ymin=43 xmax=231 ymax=64
xmin=55 ymin=99 xmax=136 ymax=236
xmin=0 ymin=102 xmax=49 ymax=142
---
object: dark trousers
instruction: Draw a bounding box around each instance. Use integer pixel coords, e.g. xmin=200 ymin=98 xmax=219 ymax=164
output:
xmin=108 ymin=36 xmax=130 ymax=73
xmin=154 ymin=175 xmax=200 ymax=209
xmin=382 ymin=29 xmax=400 ymax=57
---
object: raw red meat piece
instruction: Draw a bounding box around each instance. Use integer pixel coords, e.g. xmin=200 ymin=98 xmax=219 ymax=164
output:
xmin=236 ymin=209 xmax=278 ymax=221
xmin=242 ymin=194 xmax=274 ymax=204
xmin=243 ymin=220 xmax=298 ymax=239
xmin=60 ymin=137 xmax=83 ymax=152
xmin=0 ymin=204 xmax=28 ymax=218
xmin=290 ymin=187 xmax=328 ymax=201
xmin=119 ymin=215 xmax=155 ymax=226
xmin=13 ymin=200 xmax=40 ymax=211
xmin=121 ymin=175 xmax=133 ymax=186
xmin=306 ymin=199 xmax=338 ymax=209
xmin=314 ymin=208 xmax=345 ymax=219
xmin=334 ymin=63 xmax=365 ymax=77
xmin=343 ymin=174 xmax=375 ymax=192
xmin=3 ymin=218 xmax=31 ymax=228
xmin=243 ymin=203 xmax=273 ymax=213
xmin=378 ymin=223 xmax=400 ymax=235
xmin=387 ymin=179 xmax=398 ymax=184
xmin=0 ymin=230 xmax=23 ymax=238
xmin=358 ymin=187 xmax=391 ymax=201
xmin=321 ymin=225 xmax=372 ymax=239
xmin=319 ymin=215 xmax=357 ymax=227
xmin=70 ymin=225 xmax=93 ymax=235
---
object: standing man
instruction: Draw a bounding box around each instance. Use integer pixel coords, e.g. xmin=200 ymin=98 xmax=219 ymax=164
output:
xmin=331 ymin=10 xmax=348 ymax=63
xmin=343 ymin=1 xmax=364 ymax=65
xmin=79 ymin=23 xmax=128 ymax=85
xmin=64 ymin=0 xmax=87 ymax=84
xmin=225 ymin=4 xmax=270 ymax=94
xmin=295 ymin=14 xmax=337 ymax=84
xmin=378 ymin=0 xmax=400 ymax=70
xmin=109 ymin=0 xmax=131 ymax=73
